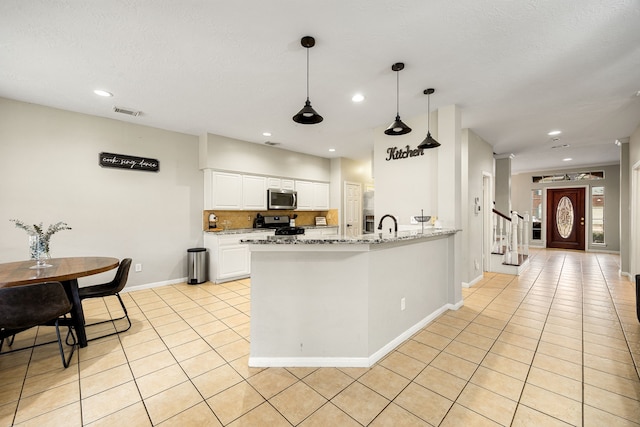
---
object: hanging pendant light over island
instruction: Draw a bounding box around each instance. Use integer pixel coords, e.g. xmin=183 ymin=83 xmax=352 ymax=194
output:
xmin=384 ymin=62 xmax=411 ymax=136
xmin=293 ymin=36 xmax=323 ymax=125
xmin=417 ymin=88 xmax=441 ymax=149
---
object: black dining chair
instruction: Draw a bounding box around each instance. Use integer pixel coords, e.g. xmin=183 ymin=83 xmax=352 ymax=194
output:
xmin=79 ymin=258 xmax=132 ymax=340
xmin=0 ymin=281 xmax=77 ymax=368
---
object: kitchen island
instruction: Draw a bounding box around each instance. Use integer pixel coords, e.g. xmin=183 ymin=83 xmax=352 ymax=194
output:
xmin=243 ymin=228 xmax=461 ymax=368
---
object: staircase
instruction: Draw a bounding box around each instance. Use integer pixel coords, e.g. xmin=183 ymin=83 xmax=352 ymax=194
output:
xmin=490 ymin=209 xmax=530 ymax=275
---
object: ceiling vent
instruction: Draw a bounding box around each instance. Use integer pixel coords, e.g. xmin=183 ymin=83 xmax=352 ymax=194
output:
xmin=113 ymin=106 xmax=141 ymax=117
xmin=264 ymin=141 xmax=280 ymax=146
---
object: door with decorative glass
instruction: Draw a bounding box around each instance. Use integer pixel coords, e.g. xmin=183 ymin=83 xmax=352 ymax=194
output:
xmin=546 ymin=188 xmax=586 ymax=250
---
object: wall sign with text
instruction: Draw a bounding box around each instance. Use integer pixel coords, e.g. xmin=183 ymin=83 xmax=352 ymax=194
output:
xmin=385 ymin=145 xmax=425 ymax=161
xmin=99 ymin=152 xmax=160 ymax=172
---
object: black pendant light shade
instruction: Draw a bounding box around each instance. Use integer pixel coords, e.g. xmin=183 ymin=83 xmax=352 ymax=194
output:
xmin=418 ymin=88 xmax=441 ymax=149
xmin=385 ymin=62 xmax=411 ymax=136
xmin=293 ymin=36 xmax=323 ymax=124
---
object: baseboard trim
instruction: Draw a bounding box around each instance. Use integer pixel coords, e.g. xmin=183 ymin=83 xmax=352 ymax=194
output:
xmin=462 ymin=274 xmax=484 ymax=288
xmin=121 ymin=277 xmax=188 ymax=293
xmin=249 ymin=301 xmax=464 ymax=368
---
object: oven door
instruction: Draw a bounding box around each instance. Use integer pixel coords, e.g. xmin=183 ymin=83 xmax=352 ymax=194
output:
xmin=268 ymin=189 xmax=297 ymax=210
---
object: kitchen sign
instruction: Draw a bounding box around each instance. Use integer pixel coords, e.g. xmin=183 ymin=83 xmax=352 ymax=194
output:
xmin=99 ymin=152 xmax=159 ymax=172
xmin=385 ymin=145 xmax=425 ymax=161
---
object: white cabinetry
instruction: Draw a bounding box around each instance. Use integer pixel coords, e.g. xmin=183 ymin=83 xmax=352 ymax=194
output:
xmin=312 ymin=182 xmax=330 ymax=210
xmin=295 ymin=180 xmax=313 ymax=210
xmin=204 ymin=169 xmax=327 ymax=211
xmin=242 ymin=175 xmax=266 ymax=210
xmin=204 ymin=231 xmax=273 ymax=283
xmin=267 ymin=177 xmax=295 ymax=190
xmin=282 ymin=179 xmax=295 ymax=190
xmin=205 ymin=170 xmax=266 ymax=210
xmin=209 ymin=171 xmax=242 ymax=210
xmin=304 ymin=227 xmax=339 ymax=237
xmin=296 ymin=181 xmax=329 ymax=210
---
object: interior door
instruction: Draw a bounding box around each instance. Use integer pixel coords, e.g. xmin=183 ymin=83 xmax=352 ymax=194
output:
xmin=546 ymin=187 xmax=586 ymax=250
xmin=345 ymin=182 xmax=362 ymax=237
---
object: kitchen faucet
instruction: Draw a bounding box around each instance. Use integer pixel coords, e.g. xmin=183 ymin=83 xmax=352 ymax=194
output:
xmin=378 ymin=214 xmax=398 ymax=235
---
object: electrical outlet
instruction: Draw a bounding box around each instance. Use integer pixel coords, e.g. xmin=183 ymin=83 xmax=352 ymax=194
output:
xmin=401 ymin=297 xmax=406 ymax=311
xmin=135 ymin=263 xmax=142 ymax=272
xmin=474 ymin=259 xmax=480 ymax=270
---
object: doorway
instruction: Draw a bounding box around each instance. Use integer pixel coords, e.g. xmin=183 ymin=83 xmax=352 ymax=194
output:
xmin=546 ymin=187 xmax=586 ymax=250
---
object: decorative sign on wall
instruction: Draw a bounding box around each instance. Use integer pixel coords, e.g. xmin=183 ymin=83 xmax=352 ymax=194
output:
xmin=99 ymin=152 xmax=159 ymax=172
xmin=385 ymin=145 xmax=425 ymax=161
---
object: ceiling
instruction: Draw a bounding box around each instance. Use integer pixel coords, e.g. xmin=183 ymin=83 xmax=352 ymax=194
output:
xmin=2 ymin=1 xmax=639 ymax=174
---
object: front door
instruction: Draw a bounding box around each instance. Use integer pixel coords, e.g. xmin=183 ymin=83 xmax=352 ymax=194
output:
xmin=546 ymin=187 xmax=586 ymax=250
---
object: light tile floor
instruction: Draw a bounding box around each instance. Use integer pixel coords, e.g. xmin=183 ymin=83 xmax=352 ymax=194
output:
xmin=1 ymin=248 xmax=639 ymax=426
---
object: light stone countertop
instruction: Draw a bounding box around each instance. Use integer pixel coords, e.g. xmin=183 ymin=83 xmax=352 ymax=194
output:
xmin=241 ymin=228 xmax=458 ymax=245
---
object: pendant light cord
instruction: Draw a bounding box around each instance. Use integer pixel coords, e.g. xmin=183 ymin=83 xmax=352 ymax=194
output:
xmin=427 ymin=93 xmax=430 ymax=131
xmin=306 ymin=48 xmax=310 ymax=101
xmin=396 ymin=70 xmax=400 ymax=116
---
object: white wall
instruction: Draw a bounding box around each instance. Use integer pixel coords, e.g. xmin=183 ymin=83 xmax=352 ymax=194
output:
xmin=200 ymin=133 xmax=331 ymax=182
xmin=464 ymin=129 xmax=494 ymax=283
xmin=373 ymin=112 xmax=439 ymax=226
xmin=0 ymin=97 xmax=203 ymax=288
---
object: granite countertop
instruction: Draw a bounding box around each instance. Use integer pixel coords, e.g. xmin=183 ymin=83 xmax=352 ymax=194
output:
xmin=205 ymin=225 xmax=338 ymax=235
xmin=241 ymin=228 xmax=458 ymax=245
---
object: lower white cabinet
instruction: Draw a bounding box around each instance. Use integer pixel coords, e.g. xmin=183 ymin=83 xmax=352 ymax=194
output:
xmin=204 ymin=231 xmax=273 ymax=283
xmin=304 ymin=226 xmax=339 ymax=237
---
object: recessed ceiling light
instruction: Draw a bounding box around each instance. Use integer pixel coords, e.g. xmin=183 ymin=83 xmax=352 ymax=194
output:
xmin=352 ymin=93 xmax=365 ymax=103
xmin=94 ymin=89 xmax=113 ymax=97
xmin=563 ymin=157 xmax=572 ymax=162
xmin=262 ymin=132 xmax=272 ymax=137
xmin=329 ymin=148 xmax=336 ymax=152
xmin=547 ymin=130 xmax=562 ymax=136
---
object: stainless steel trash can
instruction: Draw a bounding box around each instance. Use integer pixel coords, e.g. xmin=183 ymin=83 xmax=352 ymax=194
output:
xmin=187 ymin=248 xmax=207 ymax=284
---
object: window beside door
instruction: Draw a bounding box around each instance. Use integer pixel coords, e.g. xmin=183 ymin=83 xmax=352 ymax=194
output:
xmin=531 ymin=189 xmax=542 ymax=240
xmin=592 ymin=186 xmax=605 ymax=244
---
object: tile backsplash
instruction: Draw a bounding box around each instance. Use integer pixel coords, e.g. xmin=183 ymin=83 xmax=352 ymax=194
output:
xmin=203 ymin=209 xmax=338 ymax=231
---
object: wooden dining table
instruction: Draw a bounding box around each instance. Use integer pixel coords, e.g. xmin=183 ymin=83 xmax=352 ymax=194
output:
xmin=0 ymin=257 xmax=120 ymax=347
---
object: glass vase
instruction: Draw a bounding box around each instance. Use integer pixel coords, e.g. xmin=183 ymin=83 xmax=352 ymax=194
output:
xmin=28 ymin=234 xmax=52 ymax=268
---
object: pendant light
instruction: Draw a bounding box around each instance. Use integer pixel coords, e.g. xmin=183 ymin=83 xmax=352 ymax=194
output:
xmin=417 ymin=88 xmax=441 ymax=149
xmin=293 ymin=36 xmax=323 ymax=124
xmin=384 ymin=62 xmax=411 ymax=136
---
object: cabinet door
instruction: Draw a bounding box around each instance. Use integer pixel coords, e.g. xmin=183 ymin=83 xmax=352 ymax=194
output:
xmin=312 ymin=182 xmax=330 ymax=210
xmin=212 ymin=172 xmax=242 ymax=209
xmin=281 ymin=179 xmax=295 ymax=190
xmin=243 ymin=175 xmax=267 ymax=210
xmin=295 ymin=180 xmax=313 ymax=210
xmin=267 ymin=177 xmax=281 ymax=189
xmin=218 ymin=245 xmax=250 ymax=279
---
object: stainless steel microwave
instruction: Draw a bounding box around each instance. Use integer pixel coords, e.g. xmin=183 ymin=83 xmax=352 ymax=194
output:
xmin=267 ymin=188 xmax=297 ymax=210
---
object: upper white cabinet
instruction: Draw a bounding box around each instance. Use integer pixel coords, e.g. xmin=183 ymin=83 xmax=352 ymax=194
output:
xmin=267 ymin=177 xmax=295 ymax=190
xmin=267 ymin=177 xmax=281 ymax=189
xmin=242 ymin=175 xmax=267 ymax=210
xmin=204 ymin=169 xmax=328 ymax=211
xmin=205 ymin=170 xmax=266 ymax=210
xmin=209 ymin=171 xmax=242 ymax=210
xmin=312 ymin=182 xmax=330 ymax=210
xmin=282 ymin=179 xmax=295 ymax=190
xmin=296 ymin=180 xmax=329 ymax=210
xmin=295 ymin=180 xmax=313 ymax=210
